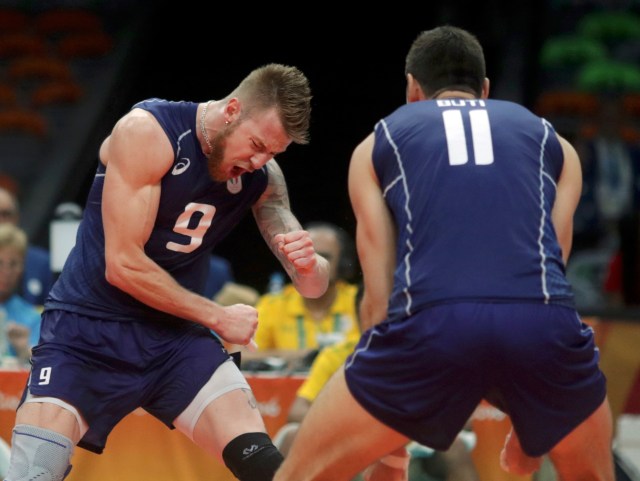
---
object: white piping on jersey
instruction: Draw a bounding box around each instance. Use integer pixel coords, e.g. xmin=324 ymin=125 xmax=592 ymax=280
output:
xmin=176 ymin=129 xmax=191 ymax=159
xmin=379 ymin=119 xmax=414 ymax=317
xmin=537 ymin=118 xmax=552 ymax=303
xmin=576 ymin=311 xmax=600 ymax=353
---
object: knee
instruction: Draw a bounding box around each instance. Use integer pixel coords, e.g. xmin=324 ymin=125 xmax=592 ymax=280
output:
xmin=6 ymin=425 xmax=74 ymax=481
xmin=222 ymin=432 xmax=284 ymax=481
xmin=549 ymin=447 xmax=614 ymax=481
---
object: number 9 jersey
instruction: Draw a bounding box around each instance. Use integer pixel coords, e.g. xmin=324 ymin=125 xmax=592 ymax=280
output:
xmin=45 ymin=99 xmax=268 ymax=324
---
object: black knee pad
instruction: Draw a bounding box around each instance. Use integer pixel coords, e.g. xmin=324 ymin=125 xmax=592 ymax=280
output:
xmin=222 ymin=432 xmax=284 ymax=481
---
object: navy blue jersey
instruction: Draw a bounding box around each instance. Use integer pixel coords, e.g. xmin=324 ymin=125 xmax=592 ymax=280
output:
xmin=45 ymin=98 xmax=268 ymax=323
xmin=372 ymin=98 xmax=574 ymax=322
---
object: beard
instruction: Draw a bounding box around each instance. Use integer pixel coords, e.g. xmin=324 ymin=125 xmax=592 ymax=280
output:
xmin=206 ymin=133 xmax=228 ymax=182
xmin=206 ymin=121 xmax=238 ymax=182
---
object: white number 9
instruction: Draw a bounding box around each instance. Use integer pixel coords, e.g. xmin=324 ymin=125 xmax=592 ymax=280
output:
xmin=166 ymin=202 xmax=216 ymax=253
xmin=38 ymin=367 xmax=51 ymax=385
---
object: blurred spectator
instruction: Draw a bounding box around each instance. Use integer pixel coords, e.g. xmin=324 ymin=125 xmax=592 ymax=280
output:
xmin=246 ymin=222 xmax=360 ymax=371
xmin=203 ymin=254 xmax=235 ymax=299
xmin=0 ymin=186 xmax=54 ymax=308
xmin=573 ymin=95 xmax=640 ymax=248
xmin=213 ymin=281 xmax=260 ymax=307
xmin=0 ymin=223 xmax=41 ymax=368
xmin=568 ymin=94 xmax=640 ymax=309
xmin=602 ymin=210 xmax=640 ymax=306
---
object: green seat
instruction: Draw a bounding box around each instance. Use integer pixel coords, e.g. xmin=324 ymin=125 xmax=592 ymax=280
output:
xmin=539 ymin=34 xmax=608 ymax=68
xmin=577 ymin=59 xmax=640 ymax=93
xmin=577 ymin=10 xmax=640 ymax=46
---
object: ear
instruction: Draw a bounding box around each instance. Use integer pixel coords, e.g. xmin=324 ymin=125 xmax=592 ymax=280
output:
xmin=480 ymin=78 xmax=490 ymax=99
xmin=225 ymin=98 xmax=240 ymax=122
xmin=406 ymin=73 xmax=426 ymax=103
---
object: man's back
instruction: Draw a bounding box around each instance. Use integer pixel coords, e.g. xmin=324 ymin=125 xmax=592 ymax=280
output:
xmin=373 ymin=98 xmax=574 ymax=322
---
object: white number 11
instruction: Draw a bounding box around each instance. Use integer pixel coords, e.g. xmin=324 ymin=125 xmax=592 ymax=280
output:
xmin=442 ymin=109 xmax=494 ymax=166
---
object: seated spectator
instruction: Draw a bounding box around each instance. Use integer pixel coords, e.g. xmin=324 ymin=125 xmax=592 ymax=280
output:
xmin=246 ymin=222 xmax=360 ymax=370
xmin=573 ymin=94 xmax=640 ymax=250
xmin=274 ymin=285 xmax=480 ymax=481
xmin=213 ymin=281 xmax=260 ymax=307
xmin=0 ymin=187 xmax=54 ymax=308
xmin=203 ymin=253 xmax=235 ymax=299
xmin=0 ymin=223 xmax=42 ymax=368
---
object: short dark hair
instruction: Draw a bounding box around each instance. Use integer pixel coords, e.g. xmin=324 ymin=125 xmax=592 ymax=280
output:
xmin=405 ymin=26 xmax=486 ymax=98
xmin=304 ymin=221 xmax=358 ymax=281
xmin=232 ymin=63 xmax=312 ymax=145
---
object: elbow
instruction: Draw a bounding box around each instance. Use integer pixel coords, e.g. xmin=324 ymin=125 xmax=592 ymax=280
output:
xmin=104 ymin=257 xmax=130 ymax=291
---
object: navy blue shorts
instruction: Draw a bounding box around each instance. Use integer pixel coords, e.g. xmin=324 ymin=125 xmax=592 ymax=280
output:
xmin=344 ymin=302 xmax=607 ymax=457
xmin=22 ymin=309 xmax=232 ymax=454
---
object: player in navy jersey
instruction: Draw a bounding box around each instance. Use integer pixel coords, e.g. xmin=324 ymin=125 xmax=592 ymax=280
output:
xmin=275 ymin=27 xmax=614 ymax=481
xmin=4 ymin=63 xmax=330 ymax=481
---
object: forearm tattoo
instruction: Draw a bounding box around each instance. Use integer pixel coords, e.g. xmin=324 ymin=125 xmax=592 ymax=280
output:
xmin=254 ymin=162 xmax=302 ymax=276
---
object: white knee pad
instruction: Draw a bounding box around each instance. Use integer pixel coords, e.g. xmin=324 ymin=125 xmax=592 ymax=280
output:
xmin=5 ymin=425 xmax=74 ymax=481
xmin=174 ymin=359 xmax=251 ymax=441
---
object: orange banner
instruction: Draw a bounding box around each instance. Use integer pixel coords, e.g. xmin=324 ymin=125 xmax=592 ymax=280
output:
xmin=0 ymin=372 xmax=304 ymax=481
xmin=0 ymin=318 xmax=637 ymax=481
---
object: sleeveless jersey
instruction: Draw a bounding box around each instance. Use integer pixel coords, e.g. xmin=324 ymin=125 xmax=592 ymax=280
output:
xmin=45 ymin=98 xmax=268 ymax=323
xmin=372 ymin=98 xmax=575 ymax=323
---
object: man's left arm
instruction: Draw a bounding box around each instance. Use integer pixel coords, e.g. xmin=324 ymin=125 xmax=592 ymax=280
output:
xmin=252 ymin=160 xmax=329 ymax=298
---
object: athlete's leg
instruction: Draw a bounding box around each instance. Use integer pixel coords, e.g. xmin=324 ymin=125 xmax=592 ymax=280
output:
xmin=16 ymin=395 xmax=87 ymax=442
xmin=361 ymin=446 xmax=411 ymax=481
xmin=274 ymin=367 xmax=409 ymax=481
xmin=547 ymin=397 xmax=614 ymax=481
xmin=5 ymin=398 xmax=85 ymax=481
xmin=501 ymin=397 xmax=614 ymax=481
xmin=499 ymin=427 xmax=542 ymax=475
xmin=174 ymin=360 xmax=283 ymax=481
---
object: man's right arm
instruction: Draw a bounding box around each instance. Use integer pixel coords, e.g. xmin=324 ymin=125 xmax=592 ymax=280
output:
xmin=348 ymin=133 xmax=396 ymax=328
xmin=99 ymin=109 xmax=257 ymax=346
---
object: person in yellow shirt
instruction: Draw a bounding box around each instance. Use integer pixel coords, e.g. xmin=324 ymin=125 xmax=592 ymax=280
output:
xmin=294 ymin=336 xmax=357 ymax=403
xmin=246 ymin=222 xmax=360 ymax=371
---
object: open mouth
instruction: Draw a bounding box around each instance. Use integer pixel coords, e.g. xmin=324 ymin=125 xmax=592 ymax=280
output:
xmin=230 ymin=166 xmax=246 ymax=178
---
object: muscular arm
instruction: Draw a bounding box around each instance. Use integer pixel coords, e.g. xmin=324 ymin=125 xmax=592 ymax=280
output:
xmin=552 ymin=134 xmax=583 ymax=265
xmin=252 ymin=160 xmax=329 ymax=298
xmin=100 ymin=109 xmax=255 ymax=345
xmin=348 ymin=133 xmax=396 ymax=328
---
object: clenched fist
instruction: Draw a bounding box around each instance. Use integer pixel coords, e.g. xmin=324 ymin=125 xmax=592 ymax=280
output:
xmin=274 ymin=230 xmax=320 ymax=274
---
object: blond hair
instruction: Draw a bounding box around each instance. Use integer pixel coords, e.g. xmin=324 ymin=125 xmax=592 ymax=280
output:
xmin=231 ymin=63 xmax=312 ymax=145
xmin=0 ymin=223 xmax=27 ymax=258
